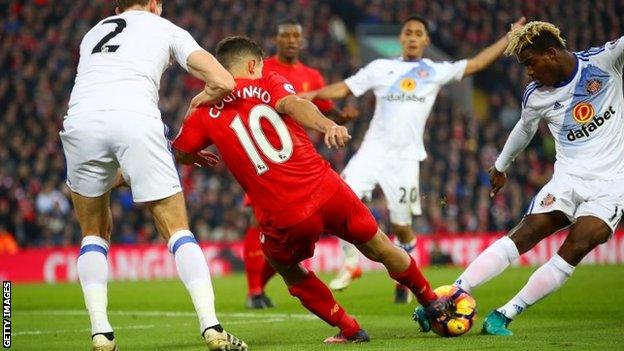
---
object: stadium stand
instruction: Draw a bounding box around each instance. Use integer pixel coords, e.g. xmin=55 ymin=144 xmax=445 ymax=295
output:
xmin=1 ymin=0 xmax=622 ymax=247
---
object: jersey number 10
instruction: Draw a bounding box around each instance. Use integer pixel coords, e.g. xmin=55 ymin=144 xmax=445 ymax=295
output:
xmin=230 ymin=105 xmax=294 ymax=175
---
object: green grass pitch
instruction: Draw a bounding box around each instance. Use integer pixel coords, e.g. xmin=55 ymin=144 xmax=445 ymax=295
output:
xmin=12 ymin=265 xmax=624 ymax=350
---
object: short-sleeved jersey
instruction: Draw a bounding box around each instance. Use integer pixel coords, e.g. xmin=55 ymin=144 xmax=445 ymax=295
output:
xmin=345 ymin=58 xmax=467 ymax=160
xmin=67 ymin=10 xmax=202 ymax=118
xmin=263 ymin=56 xmax=334 ymax=113
xmin=172 ymin=72 xmax=339 ymax=228
xmin=518 ymin=37 xmax=624 ymax=180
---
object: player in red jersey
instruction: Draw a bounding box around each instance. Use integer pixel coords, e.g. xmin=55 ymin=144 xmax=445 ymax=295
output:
xmin=172 ymin=36 xmax=449 ymax=344
xmin=242 ymin=17 xmax=358 ymax=309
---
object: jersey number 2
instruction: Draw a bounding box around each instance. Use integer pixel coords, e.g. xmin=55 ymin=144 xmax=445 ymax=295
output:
xmin=92 ymin=19 xmax=127 ymax=54
xmin=230 ymin=105 xmax=293 ymax=175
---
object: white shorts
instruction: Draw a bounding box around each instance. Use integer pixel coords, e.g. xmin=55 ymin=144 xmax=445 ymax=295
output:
xmin=60 ymin=111 xmax=182 ymax=202
xmin=526 ymin=172 xmax=624 ymax=232
xmin=342 ymin=150 xmax=421 ymax=225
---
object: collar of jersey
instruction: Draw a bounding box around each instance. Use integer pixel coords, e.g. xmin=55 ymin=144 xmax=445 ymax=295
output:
xmin=553 ymin=54 xmax=579 ymax=88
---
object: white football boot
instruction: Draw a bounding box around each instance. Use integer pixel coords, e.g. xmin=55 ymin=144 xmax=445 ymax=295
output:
xmin=92 ymin=334 xmax=118 ymax=351
xmin=203 ymin=328 xmax=248 ymax=351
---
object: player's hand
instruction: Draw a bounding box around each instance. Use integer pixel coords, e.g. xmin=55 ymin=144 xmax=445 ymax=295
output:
xmin=508 ymin=17 xmax=526 ymax=38
xmin=488 ymin=166 xmax=507 ymax=198
xmin=176 ymin=149 xmax=219 ymax=168
xmin=112 ymin=169 xmax=128 ymax=189
xmin=324 ymin=125 xmax=351 ymax=149
xmin=340 ymin=105 xmax=359 ymax=121
xmin=298 ymin=91 xmax=317 ymax=101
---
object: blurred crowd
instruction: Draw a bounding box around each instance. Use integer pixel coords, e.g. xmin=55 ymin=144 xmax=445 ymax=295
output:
xmin=1 ymin=0 xmax=622 ymax=248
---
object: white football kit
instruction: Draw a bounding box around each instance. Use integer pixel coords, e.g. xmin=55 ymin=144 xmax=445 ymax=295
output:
xmin=60 ymin=10 xmax=202 ymax=201
xmin=495 ymin=37 xmax=624 ymax=231
xmin=343 ymin=58 xmax=467 ymax=224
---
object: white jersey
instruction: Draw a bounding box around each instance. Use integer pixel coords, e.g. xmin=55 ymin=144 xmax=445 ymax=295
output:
xmin=496 ymin=37 xmax=624 ymax=180
xmin=67 ymin=10 xmax=202 ymax=118
xmin=344 ymin=58 xmax=467 ymax=160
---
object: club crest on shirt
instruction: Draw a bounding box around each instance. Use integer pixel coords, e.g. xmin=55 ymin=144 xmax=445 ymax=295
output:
xmin=400 ymin=78 xmax=416 ymax=92
xmin=572 ymin=102 xmax=595 ymax=124
xmin=585 ymin=79 xmax=602 ymax=95
xmin=540 ymin=193 xmax=556 ymax=207
xmin=418 ymin=68 xmax=429 ymax=78
xmin=302 ymin=81 xmax=310 ymax=91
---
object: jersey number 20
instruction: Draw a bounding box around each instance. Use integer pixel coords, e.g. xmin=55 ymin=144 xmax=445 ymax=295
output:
xmin=230 ymin=105 xmax=294 ymax=175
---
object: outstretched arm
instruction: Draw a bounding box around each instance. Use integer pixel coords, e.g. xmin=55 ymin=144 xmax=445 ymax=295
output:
xmin=464 ymin=17 xmax=526 ymax=77
xmin=275 ymin=95 xmax=351 ymax=149
xmin=489 ymin=116 xmax=538 ymax=197
xmin=300 ymin=81 xmax=353 ymax=101
xmin=186 ymin=50 xmax=236 ymax=106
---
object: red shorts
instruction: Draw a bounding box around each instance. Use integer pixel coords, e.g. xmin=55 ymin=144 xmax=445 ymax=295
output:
xmin=260 ymin=179 xmax=378 ymax=265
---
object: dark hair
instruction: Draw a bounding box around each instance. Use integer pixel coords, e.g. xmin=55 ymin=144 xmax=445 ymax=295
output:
xmin=276 ymin=17 xmax=301 ymax=34
xmin=116 ymin=0 xmax=152 ymax=11
xmin=402 ymin=15 xmax=429 ymax=33
xmin=215 ymin=36 xmax=264 ymax=70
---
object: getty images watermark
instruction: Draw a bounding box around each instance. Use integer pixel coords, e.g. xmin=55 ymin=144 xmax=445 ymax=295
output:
xmin=2 ymin=281 xmax=10 ymax=349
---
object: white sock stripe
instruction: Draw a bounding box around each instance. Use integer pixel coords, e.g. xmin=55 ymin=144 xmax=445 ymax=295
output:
xmin=167 ymin=230 xmax=194 ymax=252
xmin=81 ymin=236 xmax=110 ymax=250
xmin=549 ymin=254 xmax=575 ymax=276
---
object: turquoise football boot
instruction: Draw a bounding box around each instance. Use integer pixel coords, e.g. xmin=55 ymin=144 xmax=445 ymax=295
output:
xmin=482 ymin=310 xmax=513 ymax=336
xmin=412 ymin=305 xmax=431 ymax=332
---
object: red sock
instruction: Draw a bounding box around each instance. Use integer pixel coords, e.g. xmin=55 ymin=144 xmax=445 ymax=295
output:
xmin=260 ymin=260 xmax=276 ymax=290
xmin=243 ymin=226 xmax=265 ymax=296
xmin=389 ymin=258 xmax=437 ymax=306
xmin=288 ymin=271 xmax=360 ymax=337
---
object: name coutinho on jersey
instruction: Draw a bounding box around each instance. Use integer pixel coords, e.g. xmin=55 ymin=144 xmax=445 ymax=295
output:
xmin=566 ymin=105 xmax=616 ymax=141
xmin=209 ymin=86 xmax=272 ymax=118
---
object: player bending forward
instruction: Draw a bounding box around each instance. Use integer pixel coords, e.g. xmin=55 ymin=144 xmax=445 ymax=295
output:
xmin=173 ymin=36 xmax=450 ymax=344
xmin=415 ymin=21 xmax=624 ymax=336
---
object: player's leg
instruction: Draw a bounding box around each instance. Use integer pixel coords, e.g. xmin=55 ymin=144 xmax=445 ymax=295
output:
xmin=260 ymin=214 xmax=369 ymax=344
xmin=117 ymin=116 xmax=246 ymax=350
xmin=242 ymin=211 xmax=274 ymax=308
xmin=455 ymin=211 xmax=569 ymax=294
xmin=60 ymin=113 xmax=120 ymax=351
xmin=485 ymin=178 xmax=623 ymax=336
xmin=379 ymin=159 xmax=421 ymax=303
xmin=71 ymin=191 xmax=118 ymax=351
xmin=484 ymin=216 xmax=611 ymax=336
xmin=329 ymin=152 xmax=376 ymax=291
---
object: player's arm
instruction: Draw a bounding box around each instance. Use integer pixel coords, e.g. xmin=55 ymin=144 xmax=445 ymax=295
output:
xmin=275 ymin=95 xmax=351 ymax=149
xmin=463 ymin=17 xmax=526 ymax=77
xmin=490 ymin=116 xmax=539 ymax=197
xmin=186 ymin=50 xmax=236 ymax=106
xmin=300 ymin=81 xmax=353 ymax=101
xmin=171 ymin=110 xmax=219 ymax=168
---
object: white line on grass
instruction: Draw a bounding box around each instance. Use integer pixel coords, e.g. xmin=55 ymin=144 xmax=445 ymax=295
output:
xmin=19 ymin=309 xmax=317 ymax=320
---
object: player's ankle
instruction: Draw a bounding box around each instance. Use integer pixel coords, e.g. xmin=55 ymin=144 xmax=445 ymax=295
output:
xmin=337 ymin=314 xmax=360 ymax=338
xmin=92 ymin=331 xmax=114 ymax=341
xmin=202 ymin=324 xmax=224 ymax=336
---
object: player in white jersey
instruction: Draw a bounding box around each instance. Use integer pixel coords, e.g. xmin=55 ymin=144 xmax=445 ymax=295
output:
xmin=60 ymin=1 xmax=247 ymax=350
xmin=303 ymin=15 xmax=525 ymax=301
xmin=415 ymin=21 xmax=624 ymax=336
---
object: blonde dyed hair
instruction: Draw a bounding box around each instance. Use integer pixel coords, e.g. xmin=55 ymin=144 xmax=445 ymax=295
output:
xmin=505 ymin=21 xmax=566 ymax=56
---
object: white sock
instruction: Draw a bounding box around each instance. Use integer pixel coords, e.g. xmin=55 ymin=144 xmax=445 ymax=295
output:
xmin=340 ymin=240 xmax=360 ymax=268
xmin=454 ymin=236 xmax=519 ymax=293
xmin=77 ymin=235 xmax=113 ymax=335
xmin=168 ymin=230 xmax=219 ymax=332
xmin=498 ymin=254 xmax=575 ymax=319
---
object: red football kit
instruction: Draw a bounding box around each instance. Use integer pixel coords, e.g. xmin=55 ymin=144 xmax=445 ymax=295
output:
xmin=172 ymin=72 xmax=377 ymax=264
xmin=263 ymin=56 xmax=334 ymax=113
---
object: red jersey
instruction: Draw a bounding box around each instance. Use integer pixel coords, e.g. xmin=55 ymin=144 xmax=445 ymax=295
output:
xmin=172 ymin=72 xmax=339 ymax=228
xmin=262 ymin=56 xmax=334 ymax=114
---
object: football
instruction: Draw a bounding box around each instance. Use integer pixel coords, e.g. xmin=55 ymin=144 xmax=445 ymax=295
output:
xmin=430 ymin=285 xmax=477 ymax=337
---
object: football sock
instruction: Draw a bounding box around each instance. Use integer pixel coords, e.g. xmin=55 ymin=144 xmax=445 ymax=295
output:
xmin=498 ymin=254 xmax=575 ymax=319
xmin=168 ymin=230 xmax=219 ymax=332
xmin=454 ymin=236 xmax=519 ymax=293
xmin=389 ymin=258 xmax=437 ymax=306
xmin=340 ymin=240 xmax=361 ymax=268
xmin=243 ymin=226 xmax=265 ymax=295
xmin=288 ymin=271 xmax=360 ymax=337
xmin=77 ymin=235 xmax=113 ymax=335
xmin=260 ymin=260 xmax=276 ymax=290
